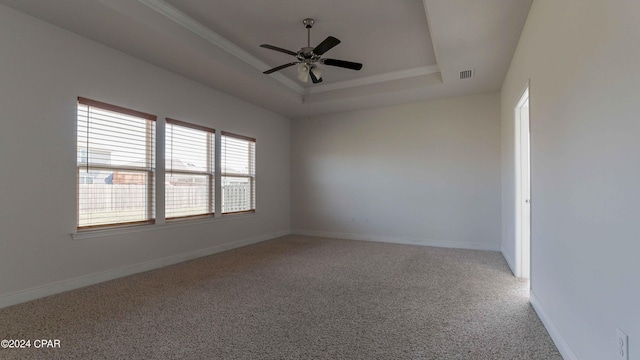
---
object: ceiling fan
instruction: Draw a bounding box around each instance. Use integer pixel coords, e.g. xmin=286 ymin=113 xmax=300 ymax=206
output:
xmin=260 ymin=18 xmax=363 ymax=84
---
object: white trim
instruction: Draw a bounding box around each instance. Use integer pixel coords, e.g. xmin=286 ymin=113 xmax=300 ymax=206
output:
xmin=292 ymin=229 xmax=500 ymax=251
xmin=305 ymin=65 xmax=441 ymax=95
xmin=137 ymin=0 xmax=303 ymax=94
xmin=530 ymin=290 xmax=578 ymax=360
xmin=72 ymin=211 xmax=258 ymax=240
xmin=422 ymin=0 xmax=442 ymax=79
xmin=0 ymin=230 xmax=290 ymax=309
xmin=516 ymin=85 xmax=530 ymax=109
xmin=514 ymin=80 xmax=531 ymax=279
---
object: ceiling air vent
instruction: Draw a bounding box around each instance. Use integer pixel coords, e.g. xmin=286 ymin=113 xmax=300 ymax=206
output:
xmin=459 ymin=69 xmax=474 ymax=80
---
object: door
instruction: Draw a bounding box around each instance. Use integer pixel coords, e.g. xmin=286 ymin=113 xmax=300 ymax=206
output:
xmin=516 ymin=86 xmax=530 ymax=279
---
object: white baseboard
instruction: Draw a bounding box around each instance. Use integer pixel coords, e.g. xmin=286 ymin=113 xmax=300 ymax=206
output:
xmin=292 ymin=229 xmax=500 ymax=251
xmin=0 ymin=229 xmax=290 ymax=310
xmin=530 ymin=290 xmax=577 ymax=360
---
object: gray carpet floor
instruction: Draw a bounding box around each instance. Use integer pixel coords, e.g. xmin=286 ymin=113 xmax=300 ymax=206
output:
xmin=0 ymin=235 xmax=561 ymax=359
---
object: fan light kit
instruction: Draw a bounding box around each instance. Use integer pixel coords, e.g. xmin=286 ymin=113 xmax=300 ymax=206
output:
xmin=261 ymin=18 xmax=363 ymax=84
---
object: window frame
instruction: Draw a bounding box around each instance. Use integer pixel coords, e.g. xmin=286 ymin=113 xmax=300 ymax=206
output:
xmin=76 ymin=97 xmax=156 ymax=230
xmin=74 ymin=96 xmax=259 ymax=237
xmin=165 ymin=118 xmax=215 ymax=221
xmin=221 ymin=131 xmax=256 ymax=215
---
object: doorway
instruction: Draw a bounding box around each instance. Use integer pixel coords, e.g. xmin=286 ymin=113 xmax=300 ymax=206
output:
xmin=515 ymin=86 xmax=530 ymax=280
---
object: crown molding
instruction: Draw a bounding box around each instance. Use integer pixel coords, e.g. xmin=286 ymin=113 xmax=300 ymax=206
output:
xmin=304 ymin=65 xmax=441 ymax=95
xmin=137 ymin=0 xmax=440 ymax=101
xmin=137 ymin=0 xmax=304 ymax=94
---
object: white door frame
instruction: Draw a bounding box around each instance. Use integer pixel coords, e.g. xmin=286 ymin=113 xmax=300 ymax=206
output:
xmin=514 ymin=83 xmax=531 ymax=279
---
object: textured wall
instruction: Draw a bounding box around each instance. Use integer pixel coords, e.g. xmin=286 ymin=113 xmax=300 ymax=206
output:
xmin=0 ymin=5 xmax=290 ymax=302
xmin=292 ymin=93 xmax=501 ymax=250
xmin=501 ymin=1 xmax=640 ymax=358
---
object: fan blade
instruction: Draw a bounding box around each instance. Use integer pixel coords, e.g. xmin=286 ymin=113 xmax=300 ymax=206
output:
xmin=313 ymin=36 xmax=340 ymax=56
xmin=263 ymin=62 xmax=298 ymax=74
xmin=323 ymin=58 xmax=363 ymax=71
xmin=309 ymin=70 xmax=323 ymax=84
xmin=260 ymin=44 xmax=297 ymax=57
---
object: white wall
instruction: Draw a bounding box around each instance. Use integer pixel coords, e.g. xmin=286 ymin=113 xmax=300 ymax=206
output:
xmin=292 ymin=93 xmax=501 ymax=250
xmin=501 ymin=1 xmax=640 ymax=359
xmin=0 ymin=5 xmax=290 ymax=306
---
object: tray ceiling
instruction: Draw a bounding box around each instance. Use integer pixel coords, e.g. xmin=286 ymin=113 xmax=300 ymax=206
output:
xmin=0 ymin=0 xmax=531 ymax=118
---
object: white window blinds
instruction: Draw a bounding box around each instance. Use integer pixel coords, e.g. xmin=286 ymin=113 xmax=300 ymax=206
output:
xmin=165 ymin=118 xmax=215 ymax=219
xmin=221 ymin=132 xmax=256 ymax=214
xmin=77 ymin=97 xmax=156 ymax=229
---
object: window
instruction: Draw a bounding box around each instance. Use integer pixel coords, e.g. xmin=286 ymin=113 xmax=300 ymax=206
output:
xmin=221 ymin=132 xmax=256 ymax=214
xmin=165 ymin=118 xmax=215 ymax=219
xmin=76 ymin=97 xmax=256 ymax=232
xmin=77 ymin=97 xmax=156 ymax=229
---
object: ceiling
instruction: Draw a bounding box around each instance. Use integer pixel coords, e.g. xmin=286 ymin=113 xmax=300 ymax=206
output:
xmin=0 ymin=0 xmax=532 ymax=118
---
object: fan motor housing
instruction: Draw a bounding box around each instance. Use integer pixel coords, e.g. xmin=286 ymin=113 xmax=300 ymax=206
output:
xmin=297 ymin=47 xmax=319 ymax=63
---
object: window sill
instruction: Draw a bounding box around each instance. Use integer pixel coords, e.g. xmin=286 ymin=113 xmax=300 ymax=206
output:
xmin=71 ymin=212 xmax=257 ymax=240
